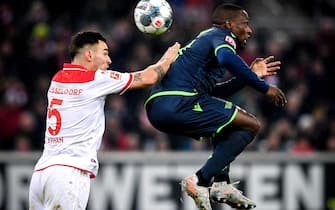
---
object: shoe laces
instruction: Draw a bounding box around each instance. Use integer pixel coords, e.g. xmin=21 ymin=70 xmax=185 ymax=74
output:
xmin=212 ymin=181 xmax=244 ymax=195
xmin=227 ymin=181 xmax=255 ymax=202
xmin=227 ymin=181 xmax=243 ymax=194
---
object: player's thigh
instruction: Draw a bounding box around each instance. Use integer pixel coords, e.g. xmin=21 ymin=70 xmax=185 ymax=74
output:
xmin=146 ymin=95 xmax=237 ymax=138
xmin=44 ymin=166 xmax=91 ymax=210
xmin=229 ymin=105 xmax=261 ymax=135
xmin=165 ymin=96 xmax=237 ymax=139
xmin=29 ymin=172 xmax=44 ymax=210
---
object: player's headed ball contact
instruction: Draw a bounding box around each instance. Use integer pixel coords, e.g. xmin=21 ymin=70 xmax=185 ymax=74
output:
xmin=134 ymin=0 xmax=173 ymax=35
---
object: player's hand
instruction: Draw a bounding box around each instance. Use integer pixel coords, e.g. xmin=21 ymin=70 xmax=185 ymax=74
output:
xmin=156 ymin=42 xmax=180 ymax=72
xmin=250 ymin=56 xmax=281 ymax=78
xmin=130 ymin=42 xmax=180 ymax=89
xmin=265 ymin=85 xmax=287 ymax=107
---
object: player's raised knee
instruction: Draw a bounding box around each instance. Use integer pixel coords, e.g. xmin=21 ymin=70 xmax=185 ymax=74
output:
xmin=249 ymin=118 xmax=261 ymax=136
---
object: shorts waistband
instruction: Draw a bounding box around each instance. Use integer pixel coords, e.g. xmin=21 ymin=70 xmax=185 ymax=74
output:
xmin=144 ymin=90 xmax=198 ymax=108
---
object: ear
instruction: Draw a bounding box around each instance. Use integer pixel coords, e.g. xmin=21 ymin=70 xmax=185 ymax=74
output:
xmin=84 ymin=50 xmax=93 ymax=62
xmin=225 ymin=20 xmax=233 ymax=29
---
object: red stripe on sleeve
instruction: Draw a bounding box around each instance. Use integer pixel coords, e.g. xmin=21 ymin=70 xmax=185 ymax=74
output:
xmin=119 ymin=73 xmax=133 ymax=95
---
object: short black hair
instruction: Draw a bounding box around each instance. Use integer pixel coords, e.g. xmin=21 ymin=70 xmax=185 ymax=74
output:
xmin=68 ymin=31 xmax=107 ymax=61
xmin=212 ymin=3 xmax=243 ymax=25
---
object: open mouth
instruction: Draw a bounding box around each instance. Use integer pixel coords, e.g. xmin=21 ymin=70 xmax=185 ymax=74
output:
xmin=244 ymin=36 xmax=251 ymax=45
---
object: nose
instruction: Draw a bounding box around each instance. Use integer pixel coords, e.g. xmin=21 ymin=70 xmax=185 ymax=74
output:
xmin=247 ymin=26 xmax=253 ymax=35
xmin=107 ymin=56 xmax=112 ymax=64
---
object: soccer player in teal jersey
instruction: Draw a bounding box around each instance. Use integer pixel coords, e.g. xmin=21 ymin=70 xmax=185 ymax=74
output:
xmin=145 ymin=3 xmax=287 ymax=210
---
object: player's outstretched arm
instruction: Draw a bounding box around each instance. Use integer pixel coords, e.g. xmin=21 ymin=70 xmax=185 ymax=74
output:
xmin=250 ymin=56 xmax=281 ymax=78
xmin=129 ymin=42 xmax=180 ymax=89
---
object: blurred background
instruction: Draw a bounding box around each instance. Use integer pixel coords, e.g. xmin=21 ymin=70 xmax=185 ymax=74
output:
xmin=0 ymin=0 xmax=334 ymax=210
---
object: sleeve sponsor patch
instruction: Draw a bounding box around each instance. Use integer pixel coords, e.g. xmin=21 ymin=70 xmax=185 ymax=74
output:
xmin=225 ymin=36 xmax=236 ymax=49
xmin=109 ymin=71 xmax=121 ymax=80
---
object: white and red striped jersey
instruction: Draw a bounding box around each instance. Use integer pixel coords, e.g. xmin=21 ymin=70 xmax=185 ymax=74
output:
xmin=34 ymin=63 xmax=133 ymax=178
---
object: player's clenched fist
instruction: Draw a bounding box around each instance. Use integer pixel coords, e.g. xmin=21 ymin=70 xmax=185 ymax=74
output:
xmin=266 ymin=85 xmax=287 ymax=107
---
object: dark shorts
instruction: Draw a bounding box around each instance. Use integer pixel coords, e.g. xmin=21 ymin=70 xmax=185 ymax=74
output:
xmin=145 ymin=91 xmax=237 ymax=140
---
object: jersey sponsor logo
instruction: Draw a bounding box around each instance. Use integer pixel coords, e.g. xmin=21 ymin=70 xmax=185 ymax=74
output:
xmin=225 ymin=36 xmax=236 ymax=49
xmin=110 ymin=71 xmax=121 ymax=80
xmin=49 ymin=87 xmax=83 ymax=95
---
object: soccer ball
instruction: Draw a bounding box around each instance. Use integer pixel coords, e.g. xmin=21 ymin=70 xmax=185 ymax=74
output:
xmin=134 ymin=0 xmax=173 ymax=35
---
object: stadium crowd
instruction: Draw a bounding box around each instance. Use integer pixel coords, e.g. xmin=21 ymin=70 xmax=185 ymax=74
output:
xmin=0 ymin=0 xmax=334 ymax=153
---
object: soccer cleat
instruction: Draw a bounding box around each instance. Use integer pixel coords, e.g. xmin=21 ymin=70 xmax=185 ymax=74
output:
xmin=210 ymin=181 xmax=256 ymax=209
xmin=181 ymin=175 xmax=212 ymax=210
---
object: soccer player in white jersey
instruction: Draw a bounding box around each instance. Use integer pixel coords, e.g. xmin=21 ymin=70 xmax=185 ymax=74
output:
xmin=28 ymin=31 xmax=180 ymax=210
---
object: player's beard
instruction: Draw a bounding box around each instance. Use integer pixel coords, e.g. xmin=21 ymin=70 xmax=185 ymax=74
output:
xmin=238 ymin=37 xmax=249 ymax=50
xmin=237 ymin=41 xmax=245 ymax=51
